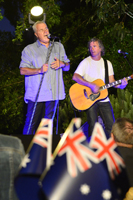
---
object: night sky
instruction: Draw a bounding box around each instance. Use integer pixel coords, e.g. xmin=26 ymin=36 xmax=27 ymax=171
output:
xmin=0 ymin=8 xmax=15 ymax=34
xmin=0 ymin=1 xmax=132 ymax=34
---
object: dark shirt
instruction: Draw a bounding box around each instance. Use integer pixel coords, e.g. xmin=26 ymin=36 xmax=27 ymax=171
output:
xmin=118 ymin=146 xmax=133 ymax=187
xmin=0 ymin=134 xmax=25 ymax=200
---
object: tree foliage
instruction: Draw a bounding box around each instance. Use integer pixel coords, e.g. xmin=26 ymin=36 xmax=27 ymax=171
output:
xmin=0 ymin=0 xmax=133 ymax=134
xmin=110 ymin=88 xmax=133 ymax=120
xmin=1 ymin=0 xmax=23 ymax=26
xmin=13 ymin=0 xmax=62 ymax=43
xmin=0 ymin=31 xmax=24 ymax=134
xmin=0 ymin=0 xmax=4 ymax=20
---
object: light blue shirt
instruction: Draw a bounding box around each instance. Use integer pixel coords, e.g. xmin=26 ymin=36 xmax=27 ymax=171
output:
xmin=20 ymin=40 xmax=70 ymax=103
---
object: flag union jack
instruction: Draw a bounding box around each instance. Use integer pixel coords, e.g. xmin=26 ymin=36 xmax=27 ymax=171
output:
xmin=41 ymin=120 xmax=129 ymax=200
xmin=58 ymin=128 xmax=98 ymax=177
xmin=33 ymin=119 xmax=52 ymax=148
xmin=58 ymin=121 xmax=125 ymax=180
xmin=33 ymin=118 xmax=53 ymax=167
xmin=89 ymin=122 xmax=125 ymax=179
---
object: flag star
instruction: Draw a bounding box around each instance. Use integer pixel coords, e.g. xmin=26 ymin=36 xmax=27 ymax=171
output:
xmin=102 ymin=190 xmax=112 ymax=200
xmin=80 ymin=184 xmax=90 ymax=195
xmin=21 ymin=154 xmax=31 ymax=168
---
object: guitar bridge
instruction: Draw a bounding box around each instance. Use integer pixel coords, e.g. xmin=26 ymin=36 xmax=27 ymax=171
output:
xmin=89 ymin=93 xmax=100 ymax=101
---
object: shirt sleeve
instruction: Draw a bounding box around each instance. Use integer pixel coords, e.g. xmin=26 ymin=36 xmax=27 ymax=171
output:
xmin=56 ymin=42 xmax=70 ymax=63
xmin=19 ymin=46 xmax=35 ymax=69
xmin=74 ymin=59 xmax=87 ymax=77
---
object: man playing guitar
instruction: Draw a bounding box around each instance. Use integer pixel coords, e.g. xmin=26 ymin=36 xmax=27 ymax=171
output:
xmin=72 ymin=38 xmax=128 ymax=138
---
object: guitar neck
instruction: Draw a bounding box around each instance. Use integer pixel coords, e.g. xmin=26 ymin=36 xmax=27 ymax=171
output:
xmin=100 ymin=76 xmax=132 ymax=91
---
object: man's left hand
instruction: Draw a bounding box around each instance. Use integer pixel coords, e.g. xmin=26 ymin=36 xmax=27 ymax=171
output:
xmin=120 ymin=77 xmax=128 ymax=89
xmin=51 ymin=57 xmax=64 ymax=70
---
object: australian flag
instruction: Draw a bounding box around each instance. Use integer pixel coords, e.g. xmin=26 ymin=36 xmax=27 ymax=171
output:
xmin=40 ymin=119 xmax=130 ymax=200
xmin=14 ymin=118 xmax=53 ymax=200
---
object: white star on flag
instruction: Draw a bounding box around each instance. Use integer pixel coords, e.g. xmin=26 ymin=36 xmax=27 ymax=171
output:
xmin=80 ymin=184 xmax=90 ymax=195
xmin=102 ymin=189 xmax=112 ymax=200
xmin=20 ymin=154 xmax=31 ymax=168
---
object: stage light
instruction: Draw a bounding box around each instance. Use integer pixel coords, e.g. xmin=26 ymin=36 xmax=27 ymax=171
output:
xmin=28 ymin=6 xmax=46 ymax=24
xmin=31 ymin=6 xmax=43 ymax=16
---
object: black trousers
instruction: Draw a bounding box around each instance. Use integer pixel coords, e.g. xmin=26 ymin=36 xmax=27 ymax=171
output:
xmin=86 ymin=101 xmax=115 ymax=137
xmin=23 ymin=100 xmax=58 ymax=135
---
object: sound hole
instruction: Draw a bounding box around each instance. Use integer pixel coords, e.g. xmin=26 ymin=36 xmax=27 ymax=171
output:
xmin=84 ymin=89 xmax=89 ymax=99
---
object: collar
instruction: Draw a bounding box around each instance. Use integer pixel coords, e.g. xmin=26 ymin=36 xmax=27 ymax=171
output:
xmin=117 ymin=142 xmax=133 ymax=149
xmin=37 ymin=39 xmax=51 ymax=48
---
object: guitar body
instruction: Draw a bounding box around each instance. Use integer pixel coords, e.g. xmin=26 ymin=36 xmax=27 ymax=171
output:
xmin=69 ymin=79 xmax=108 ymax=111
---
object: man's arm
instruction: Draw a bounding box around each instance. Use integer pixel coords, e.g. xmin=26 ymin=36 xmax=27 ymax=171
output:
xmin=62 ymin=62 xmax=70 ymax=71
xmin=20 ymin=64 xmax=48 ymax=75
xmin=72 ymin=73 xmax=99 ymax=93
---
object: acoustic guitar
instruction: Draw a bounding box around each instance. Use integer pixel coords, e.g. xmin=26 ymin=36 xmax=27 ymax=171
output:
xmin=69 ymin=75 xmax=133 ymax=111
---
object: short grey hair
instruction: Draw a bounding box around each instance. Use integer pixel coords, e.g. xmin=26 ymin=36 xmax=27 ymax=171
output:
xmin=88 ymin=38 xmax=105 ymax=56
xmin=32 ymin=21 xmax=46 ymax=33
xmin=111 ymin=117 xmax=133 ymax=145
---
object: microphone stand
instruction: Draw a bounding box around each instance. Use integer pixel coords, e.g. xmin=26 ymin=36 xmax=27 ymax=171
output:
xmin=123 ymin=54 xmax=133 ymax=72
xmin=26 ymin=39 xmax=55 ymax=135
xmin=55 ymin=38 xmax=62 ymax=135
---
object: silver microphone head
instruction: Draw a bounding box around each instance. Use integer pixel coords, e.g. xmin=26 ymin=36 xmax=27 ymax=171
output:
xmin=47 ymin=34 xmax=51 ymax=39
xmin=47 ymin=34 xmax=60 ymax=40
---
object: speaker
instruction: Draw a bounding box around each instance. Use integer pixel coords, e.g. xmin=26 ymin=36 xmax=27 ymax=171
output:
xmin=11 ymin=134 xmax=61 ymax=152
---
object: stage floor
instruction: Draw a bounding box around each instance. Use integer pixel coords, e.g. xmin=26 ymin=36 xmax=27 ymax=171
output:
xmin=11 ymin=134 xmax=61 ymax=152
xmin=11 ymin=122 xmax=89 ymax=152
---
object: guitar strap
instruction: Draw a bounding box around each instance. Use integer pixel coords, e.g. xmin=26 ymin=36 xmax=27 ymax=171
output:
xmin=104 ymin=59 xmax=109 ymax=84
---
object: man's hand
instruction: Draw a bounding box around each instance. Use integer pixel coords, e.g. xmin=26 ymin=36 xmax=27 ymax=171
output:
xmin=51 ymin=57 xmax=64 ymax=70
xmin=120 ymin=77 xmax=128 ymax=89
xmin=40 ymin=64 xmax=48 ymax=73
xmin=90 ymin=83 xmax=100 ymax=94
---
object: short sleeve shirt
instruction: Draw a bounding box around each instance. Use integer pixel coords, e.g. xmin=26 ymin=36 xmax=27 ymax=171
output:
xmin=20 ymin=40 xmax=70 ymax=103
xmin=74 ymin=56 xmax=114 ymax=102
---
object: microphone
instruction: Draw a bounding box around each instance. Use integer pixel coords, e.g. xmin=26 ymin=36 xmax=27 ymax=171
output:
xmin=118 ymin=49 xmax=128 ymax=55
xmin=47 ymin=34 xmax=60 ymax=40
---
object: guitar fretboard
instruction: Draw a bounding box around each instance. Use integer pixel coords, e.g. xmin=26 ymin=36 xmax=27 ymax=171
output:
xmin=100 ymin=76 xmax=132 ymax=91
